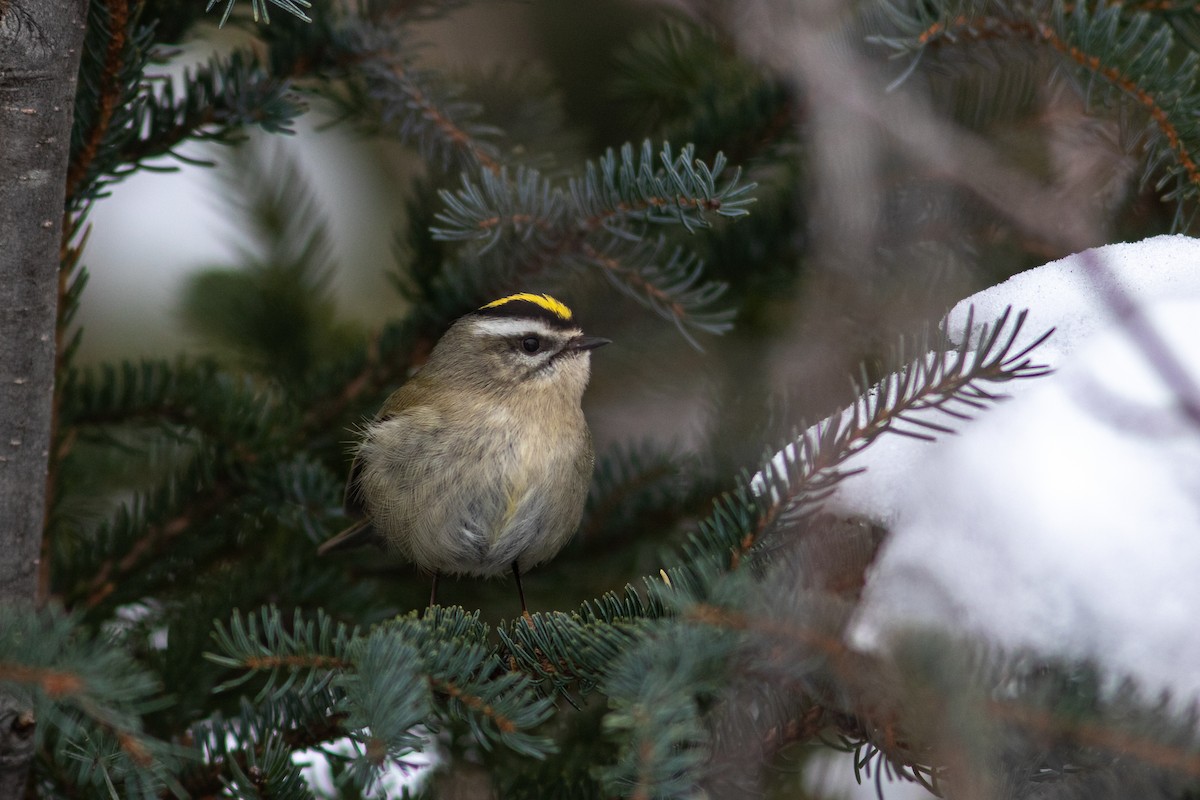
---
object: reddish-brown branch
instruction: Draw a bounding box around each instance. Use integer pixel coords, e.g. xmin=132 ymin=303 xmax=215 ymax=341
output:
xmin=241 ymin=653 xmax=351 ymax=671
xmin=1063 ymin=1 xmax=1183 ymax=13
xmin=689 ymin=601 xmax=1200 ymax=782
xmin=430 ymin=677 xmax=516 ymax=734
xmin=917 ymin=13 xmax=1200 ymax=191
xmin=76 ymin=483 xmax=233 ymax=610
xmin=1037 ymin=21 xmax=1200 ymax=189
xmin=40 ymin=217 xmax=89 ymax=603
xmin=727 ymin=464 xmax=828 ymax=569
xmin=579 ymin=242 xmax=689 ymax=323
xmin=685 ymin=603 xmax=849 ymax=659
xmin=577 ymin=195 xmax=723 ymax=237
xmin=118 ymin=730 xmax=154 ymax=767
xmin=0 ymin=663 xmax=85 ymax=698
xmin=0 ymin=683 xmax=163 ymax=778
xmin=116 ymin=107 xmax=217 ymax=167
xmin=760 ymin=704 xmax=828 ymax=757
xmin=631 ymin=735 xmax=655 ymax=800
xmin=65 ymin=0 xmax=132 ymax=202
xmin=474 ymin=212 xmax=549 ymax=232
xmin=391 ymin=63 xmax=501 ymax=176
xmin=175 ymin=712 xmax=349 ymax=799
xmin=987 ymin=698 xmax=1200 ymax=779
xmin=300 ymin=328 xmax=427 ymax=434
xmin=464 ymin=190 xmax=721 ymax=249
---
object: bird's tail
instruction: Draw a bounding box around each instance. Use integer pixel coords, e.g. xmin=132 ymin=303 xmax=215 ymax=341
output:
xmin=317 ymin=517 xmax=376 ymax=556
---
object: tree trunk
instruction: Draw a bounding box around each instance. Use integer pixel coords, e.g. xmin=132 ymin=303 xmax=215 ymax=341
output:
xmin=0 ymin=0 xmax=89 ymax=793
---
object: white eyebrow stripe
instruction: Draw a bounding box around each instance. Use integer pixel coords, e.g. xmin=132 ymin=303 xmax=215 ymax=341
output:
xmin=469 ymin=318 xmax=577 ymax=338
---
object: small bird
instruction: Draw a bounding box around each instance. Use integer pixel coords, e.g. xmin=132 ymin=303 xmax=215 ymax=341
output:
xmin=320 ymin=293 xmax=610 ymax=614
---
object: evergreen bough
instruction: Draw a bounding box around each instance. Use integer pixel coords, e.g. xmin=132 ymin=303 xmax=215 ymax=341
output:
xmin=4 ymin=0 xmax=1200 ymax=797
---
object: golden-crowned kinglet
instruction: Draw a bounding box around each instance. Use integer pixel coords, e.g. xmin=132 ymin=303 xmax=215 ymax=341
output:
xmin=319 ymin=293 xmax=610 ymax=613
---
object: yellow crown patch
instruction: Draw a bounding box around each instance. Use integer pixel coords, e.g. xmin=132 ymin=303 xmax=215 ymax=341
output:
xmin=480 ymin=293 xmax=573 ymax=322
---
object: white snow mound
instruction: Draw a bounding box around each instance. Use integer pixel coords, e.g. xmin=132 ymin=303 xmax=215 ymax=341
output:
xmin=826 ymin=235 xmax=1200 ymax=703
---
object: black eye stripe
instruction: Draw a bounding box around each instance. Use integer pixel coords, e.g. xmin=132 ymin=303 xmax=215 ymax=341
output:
xmin=521 ymin=336 xmax=541 ymax=353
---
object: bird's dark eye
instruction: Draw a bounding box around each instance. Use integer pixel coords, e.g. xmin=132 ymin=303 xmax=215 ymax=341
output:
xmin=521 ymin=336 xmax=541 ymax=354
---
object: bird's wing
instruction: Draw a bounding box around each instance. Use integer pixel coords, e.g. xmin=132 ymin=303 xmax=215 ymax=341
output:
xmin=321 ymin=412 xmax=393 ymax=556
xmin=321 ymin=405 xmax=414 ymax=556
xmin=343 ymin=449 xmax=368 ymax=518
xmin=341 ymin=400 xmax=411 ymax=520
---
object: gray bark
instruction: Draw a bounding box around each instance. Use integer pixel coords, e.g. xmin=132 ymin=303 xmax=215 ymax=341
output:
xmin=0 ymin=694 xmax=36 ymax=800
xmin=0 ymin=0 xmax=88 ymax=793
xmin=0 ymin=0 xmax=87 ymax=601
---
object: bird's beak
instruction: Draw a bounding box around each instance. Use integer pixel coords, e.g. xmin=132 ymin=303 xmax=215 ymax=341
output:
xmin=568 ymin=335 xmax=612 ymax=352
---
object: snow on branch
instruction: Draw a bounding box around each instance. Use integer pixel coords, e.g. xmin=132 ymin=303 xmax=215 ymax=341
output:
xmin=749 ymin=305 xmax=1054 ymax=545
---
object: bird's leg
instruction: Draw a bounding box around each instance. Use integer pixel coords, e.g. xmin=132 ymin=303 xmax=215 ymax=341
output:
xmin=511 ymin=561 xmax=531 ymax=621
xmin=428 ymin=571 xmax=439 ymax=609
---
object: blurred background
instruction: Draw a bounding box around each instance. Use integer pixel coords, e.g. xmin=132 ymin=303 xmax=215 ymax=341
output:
xmin=69 ymin=0 xmax=1185 ymax=661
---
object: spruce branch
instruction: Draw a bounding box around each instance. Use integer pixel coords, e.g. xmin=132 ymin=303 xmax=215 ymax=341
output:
xmin=570 ymin=141 xmax=755 ymax=233
xmin=575 ymin=584 xmax=664 ymax=627
xmin=221 ymin=729 xmax=312 ymax=799
xmin=70 ymin=47 xmax=302 ymax=210
xmin=209 ymin=607 xmax=357 ymax=699
xmin=210 ymin=607 xmax=557 ymax=765
xmin=41 ymin=725 xmax=184 ymax=799
xmin=431 ymin=141 xmax=754 ymax=344
xmin=185 ymin=691 xmax=350 ymax=797
xmin=578 ymin=237 xmax=734 ymax=347
xmin=337 ymin=629 xmax=430 ymax=776
xmin=180 ymin=140 xmax=363 ymax=390
xmin=431 ymin=165 xmax=563 ymax=250
xmin=497 ymin=612 xmax=649 ymax=697
xmin=298 ymin=319 xmax=425 ymax=437
xmin=580 ymin=441 xmax=690 ymax=547
xmin=699 ymin=630 xmax=871 ymax=794
xmin=67 ymin=0 xmax=299 ymax=207
xmin=205 ymin=614 xmax=428 ymax=795
xmin=599 ymin=623 xmax=740 ymax=799
xmin=385 ymin=610 xmax=555 ymax=758
xmin=981 ymin=694 xmax=1200 ymax=780
xmin=58 ymin=468 xmax=235 ymax=612
xmin=878 ymin=634 xmax=1200 ymax=792
xmin=59 ymin=360 xmax=287 ymax=450
xmin=611 ymin=20 xmax=748 ymax=129
xmin=852 ymin=740 xmax=943 ymax=798
xmin=281 ymin=15 xmax=513 ymax=174
xmin=54 ymin=443 xmax=339 ymax=614
xmin=611 ymin=20 xmax=794 ymax=162
xmin=117 ymin=51 xmax=302 ymax=172
xmin=0 ymin=605 xmax=180 ymax=796
xmin=344 ymin=22 xmax=504 ymax=173
xmin=433 ymin=141 xmax=754 ymax=243
xmin=732 ymin=306 xmax=1053 ymax=567
xmin=684 ymin=603 xmax=849 ymax=662
xmin=634 ymin=307 xmax=1051 ymax=587
xmin=66 ymin=0 xmax=147 ymax=204
xmin=43 ymin=217 xmax=91 ymax=601
xmin=593 ymin=569 xmax=932 ymax=799
xmin=877 ymin=0 xmax=1200 ymax=229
